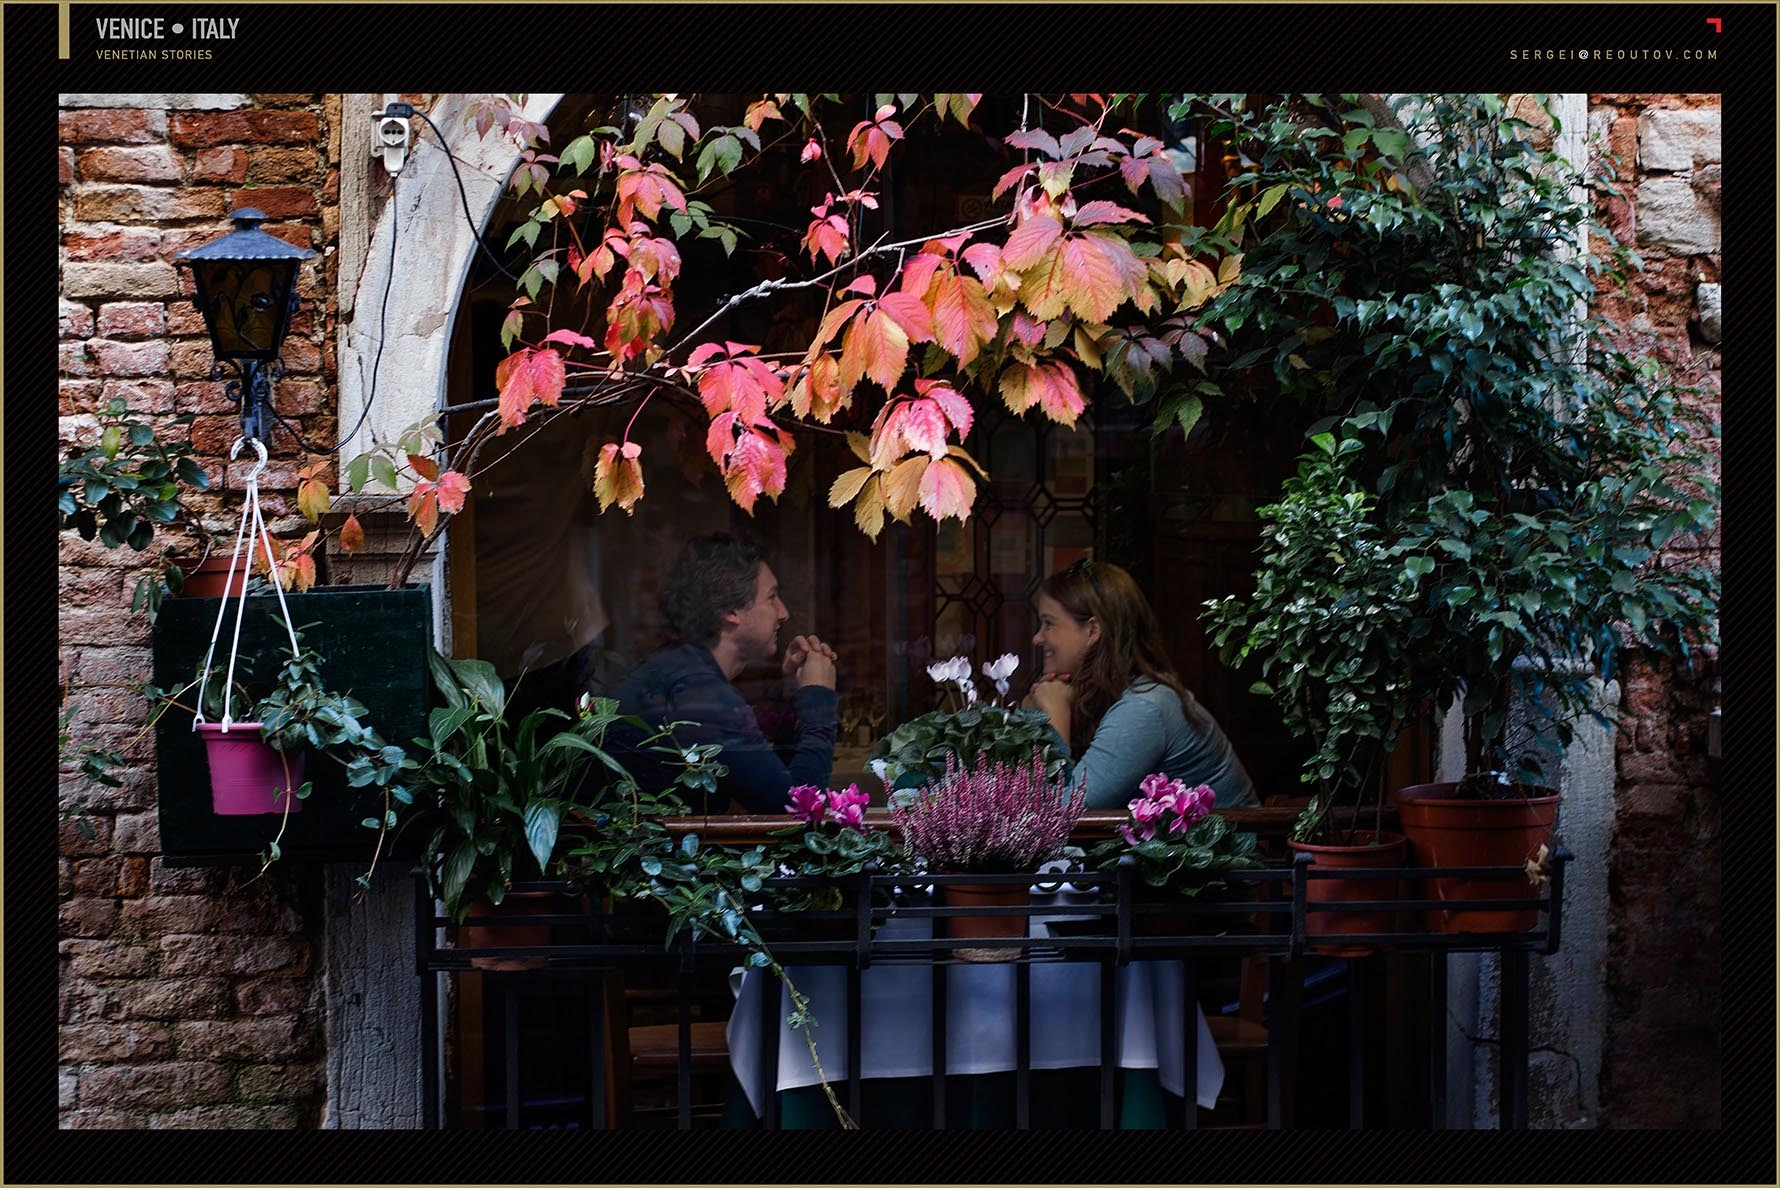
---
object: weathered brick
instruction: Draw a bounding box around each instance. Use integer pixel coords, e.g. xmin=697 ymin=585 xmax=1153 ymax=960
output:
xmin=74 ymin=185 xmax=229 ymax=224
xmin=77 ymin=145 xmax=182 ymax=183
xmin=167 ymin=339 xmax=223 ymax=380
xmin=60 ymin=1022 xmax=178 ymax=1062
xmin=246 ymin=147 xmax=322 ymax=184
xmin=84 ymin=332 xmax=168 ymax=377
xmin=95 ymin=378 xmax=175 ymax=415
xmin=59 ymin=897 xmax=120 ymax=939
xmin=229 ymin=186 xmax=319 ymax=220
xmin=59 ymin=814 xmax=115 ymax=857
xmin=169 ymin=110 xmax=320 ymax=148
xmin=149 ymin=1103 xmax=303 ymax=1129
xmin=61 ymin=261 xmax=181 ymax=300
xmin=1637 ymin=107 xmax=1721 ymax=171
xmin=164 ymin=302 xmax=209 ymax=336
xmin=234 ymin=976 xmax=317 ymax=1016
xmin=175 ymin=1016 xmax=312 ymax=1061
xmin=150 ymin=858 xmax=225 ymax=894
xmin=59 ymin=768 xmax=153 ymax=816
xmin=118 ymin=857 xmax=151 ymax=898
xmin=60 ymin=145 xmax=76 ymax=185
xmin=274 ymin=336 xmax=322 ymax=374
xmin=60 ymin=1067 xmax=79 ymax=1111
xmin=59 ymin=567 xmax=128 ymax=610
xmin=59 ymin=1106 xmax=151 ymax=1128
xmin=63 ymin=939 xmax=157 ymax=979
xmin=60 ymin=299 xmax=95 ymax=339
xmin=173 ymin=379 xmax=233 ymax=414
xmin=62 ymin=226 xmax=163 ymax=262
xmin=192 ymin=147 xmax=248 ymax=184
xmin=1636 ymin=177 xmax=1720 ymax=256
xmin=60 ymin=108 xmax=169 ymax=144
xmin=60 ymin=857 xmax=74 ymax=898
xmin=106 ymin=977 xmax=232 ymax=1021
xmin=112 ymin=811 xmax=161 ymax=854
xmin=70 ymin=857 xmax=123 ymax=897
xmin=57 ymin=607 xmax=154 ymax=648
xmin=75 ymin=1061 xmax=233 ymax=1109
xmin=119 ymin=894 xmax=220 ymax=936
xmin=60 ymin=379 xmax=106 ymax=414
xmin=96 ymin=302 xmax=166 ymax=339
xmin=160 ymin=933 xmax=310 ymax=976
xmin=233 ymin=1061 xmax=323 ymax=1103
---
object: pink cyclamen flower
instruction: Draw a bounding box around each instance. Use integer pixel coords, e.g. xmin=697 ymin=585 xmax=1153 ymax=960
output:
xmin=1120 ymin=822 xmax=1157 ymax=846
xmin=787 ymin=784 xmax=828 ymax=824
xmin=1137 ymin=772 xmax=1175 ymax=801
xmin=828 ymin=784 xmax=871 ymax=832
xmin=1166 ymin=783 xmax=1216 ymax=832
xmin=1326 ymin=194 xmax=1344 ymax=209
xmin=1128 ymin=796 xmax=1167 ymax=827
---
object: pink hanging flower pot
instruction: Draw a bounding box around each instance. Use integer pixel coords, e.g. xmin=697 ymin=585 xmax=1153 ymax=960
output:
xmin=196 ymin=722 xmax=305 ymax=816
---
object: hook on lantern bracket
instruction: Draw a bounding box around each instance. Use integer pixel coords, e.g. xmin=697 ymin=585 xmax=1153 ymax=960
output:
xmin=214 ymin=358 xmax=284 ymax=446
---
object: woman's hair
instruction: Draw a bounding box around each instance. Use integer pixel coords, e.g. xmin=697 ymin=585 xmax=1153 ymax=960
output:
xmin=1038 ymin=559 xmax=1205 ymax=744
xmin=661 ymin=533 xmax=768 ymax=644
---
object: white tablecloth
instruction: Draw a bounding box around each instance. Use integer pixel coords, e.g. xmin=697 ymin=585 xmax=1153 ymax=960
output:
xmin=726 ymin=890 xmax=1225 ymax=1115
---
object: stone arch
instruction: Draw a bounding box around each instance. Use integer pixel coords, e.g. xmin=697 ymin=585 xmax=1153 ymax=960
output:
xmin=338 ymin=93 xmax=565 ymax=460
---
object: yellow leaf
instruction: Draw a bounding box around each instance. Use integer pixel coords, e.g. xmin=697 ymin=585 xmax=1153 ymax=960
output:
xmin=844 ymin=430 xmax=872 ymax=464
xmin=881 ymin=455 xmax=930 ymax=522
xmin=829 ymin=465 xmax=874 ymax=509
xmin=853 ymin=474 xmax=886 ymax=539
xmin=1217 ymin=252 xmax=1244 ymax=287
xmin=295 ymin=476 xmax=329 ymax=523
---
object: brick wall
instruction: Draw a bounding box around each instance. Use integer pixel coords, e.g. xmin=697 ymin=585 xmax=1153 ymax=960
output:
xmin=58 ymin=94 xmax=344 ymax=1128
xmin=1587 ymin=93 xmax=1722 ymax=1128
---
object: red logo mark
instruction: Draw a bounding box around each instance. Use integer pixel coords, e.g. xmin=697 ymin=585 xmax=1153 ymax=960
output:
xmin=1705 ymin=17 xmax=1722 ymax=32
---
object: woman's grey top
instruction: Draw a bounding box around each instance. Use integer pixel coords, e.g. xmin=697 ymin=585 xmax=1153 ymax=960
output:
xmin=1066 ymin=679 xmax=1257 ymax=809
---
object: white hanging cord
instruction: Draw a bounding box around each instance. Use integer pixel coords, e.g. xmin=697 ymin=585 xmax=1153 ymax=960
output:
xmin=193 ymin=438 xmax=301 ymax=732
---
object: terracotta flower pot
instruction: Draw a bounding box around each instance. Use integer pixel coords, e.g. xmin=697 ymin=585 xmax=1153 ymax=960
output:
xmin=455 ymin=889 xmax=586 ymax=971
xmin=942 ymin=881 xmax=1030 ymax=962
xmin=196 ymin=722 xmax=304 ymax=815
xmin=1286 ymin=831 xmax=1404 ymax=956
xmin=177 ymin=553 xmax=249 ymax=598
xmin=1396 ymin=782 xmax=1560 ymax=933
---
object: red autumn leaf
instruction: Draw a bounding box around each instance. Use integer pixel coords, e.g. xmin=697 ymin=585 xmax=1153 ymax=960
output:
xmin=915 ymin=377 xmax=974 ymax=441
xmin=339 ymin=513 xmax=365 ymax=555
xmin=593 ymin=440 xmax=645 ymax=513
xmin=800 ymin=137 xmax=823 ymax=163
xmin=628 ymin=233 xmax=682 ymax=285
xmin=846 ymin=104 xmax=904 ymax=171
xmin=722 ymin=428 xmax=788 ymax=514
xmin=876 ymin=291 xmax=934 ymax=343
xmin=540 ymin=328 xmax=600 ymax=351
xmin=926 ymin=270 xmax=999 ymax=367
xmin=802 ymin=212 xmax=851 ymax=267
xmin=812 ymin=297 xmax=867 ymax=351
xmin=407 ymin=452 xmax=440 ymax=482
xmin=999 ymin=359 xmax=1086 ymax=426
xmin=1072 ymin=200 xmax=1150 ymax=227
xmin=1001 ymin=213 xmax=1064 ymax=271
xmin=604 ymin=275 xmax=675 ymax=364
xmin=495 ymin=347 xmax=567 ymax=430
xmin=690 ymin=342 xmax=778 ymax=423
xmin=436 ymin=469 xmax=471 ymax=515
xmin=407 ymin=482 xmax=440 ymax=537
xmin=917 ymin=455 xmax=977 ymax=523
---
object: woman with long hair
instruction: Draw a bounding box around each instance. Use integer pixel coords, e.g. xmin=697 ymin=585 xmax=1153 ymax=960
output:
xmin=1024 ymin=559 xmax=1256 ymax=809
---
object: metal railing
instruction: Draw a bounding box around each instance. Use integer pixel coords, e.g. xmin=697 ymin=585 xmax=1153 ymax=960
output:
xmin=416 ymin=847 xmax=1571 ymax=1129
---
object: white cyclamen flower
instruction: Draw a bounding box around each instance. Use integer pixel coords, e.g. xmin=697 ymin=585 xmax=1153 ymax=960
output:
xmin=869 ymin=758 xmax=893 ymax=784
xmin=982 ymin=652 xmax=1019 ymax=696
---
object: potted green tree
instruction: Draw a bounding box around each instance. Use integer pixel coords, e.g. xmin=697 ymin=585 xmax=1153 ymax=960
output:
xmin=1205 ymin=434 xmax=1422 ymax=950
xmin=1192 ymin=93 xmax=1719 ymax=932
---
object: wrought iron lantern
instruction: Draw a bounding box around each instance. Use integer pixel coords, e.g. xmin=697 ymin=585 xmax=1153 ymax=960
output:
xmin=173 ymin=208 xmax=316 ymax=443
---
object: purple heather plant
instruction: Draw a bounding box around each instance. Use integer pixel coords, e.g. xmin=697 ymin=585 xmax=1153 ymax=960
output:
xmin=890 ymin=749 xmax=1086 ymax=874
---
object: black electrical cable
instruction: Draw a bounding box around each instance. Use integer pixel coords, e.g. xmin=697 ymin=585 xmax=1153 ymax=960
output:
xmin=270 ymin=170 xmax=399 ymax=455
xmin=412 ymin=107 xmax=521 ymax=282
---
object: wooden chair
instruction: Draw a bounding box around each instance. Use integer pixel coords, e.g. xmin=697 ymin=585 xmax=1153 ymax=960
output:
xmin=598 ymin=971 xmax=734 ymax=1127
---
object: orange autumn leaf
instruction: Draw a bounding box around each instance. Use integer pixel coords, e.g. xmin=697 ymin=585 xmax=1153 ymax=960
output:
xmin=295 ymin=471 xmax=330 ymax=523
xmin=689 ymin=341 xmax=780 ymax=424
xmin=593 ymin=440 xmax=645 ymax=513
xmin=926 ymin=270 xmax=998 ymax=367
xmin=999 ymin=359 xmax=1086 ymax=426
xmin=407 ymin=483 xmax=439 ymax=537
xmin=788 ymin=354 xmax=845 ymax=422
xmin=407 ymin=453 xmax=440 ymax=482
xmin=339 ymin=513 xmax=366 ymax=555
